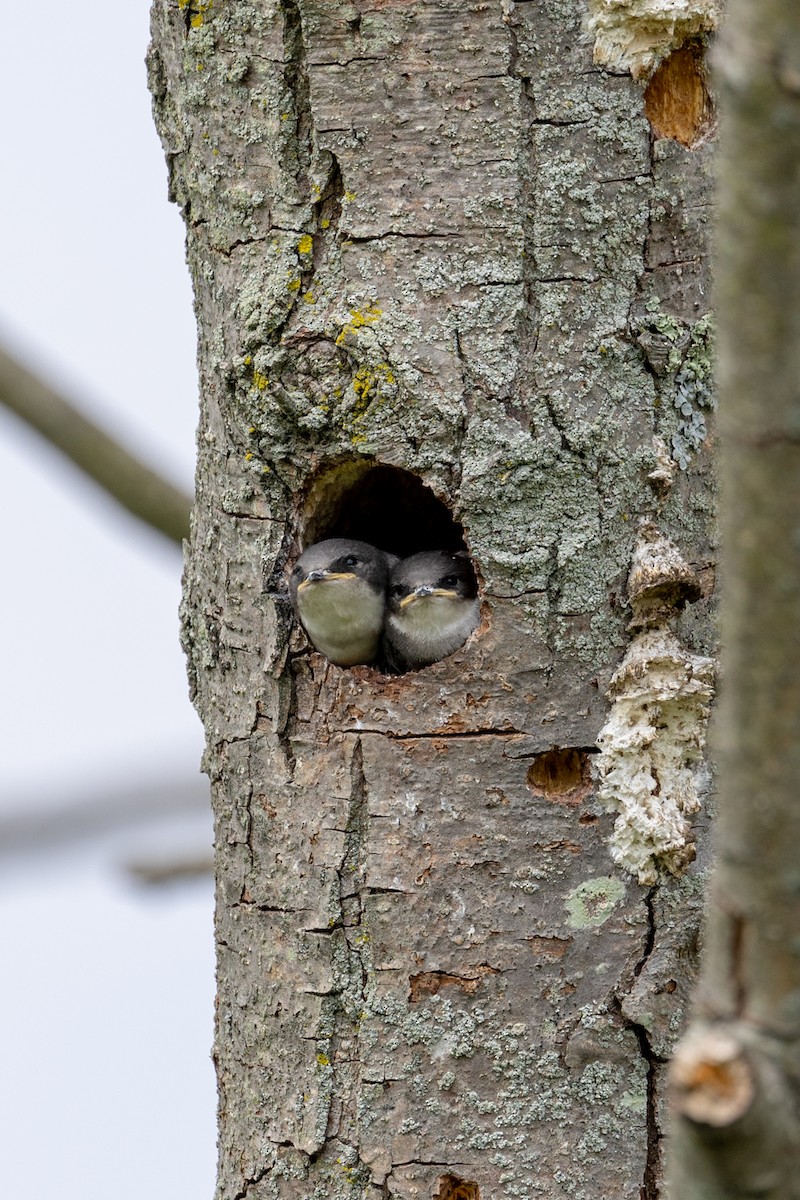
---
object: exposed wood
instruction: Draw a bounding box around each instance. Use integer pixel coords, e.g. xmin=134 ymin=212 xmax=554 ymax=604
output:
xmin=644 ymin=45 xmax=715 ymax=148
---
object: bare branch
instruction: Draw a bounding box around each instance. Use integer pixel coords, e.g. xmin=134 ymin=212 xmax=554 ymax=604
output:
xmin=0 ymin=342 xmax=193 ymax=544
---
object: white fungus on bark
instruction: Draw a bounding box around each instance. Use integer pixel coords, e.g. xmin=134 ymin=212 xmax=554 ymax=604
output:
xmin=627 ymin=519 xmax=702 ymax=629
xmin=595 ymin=521 xmax=714 ymax=884
xmin=595 ymin=628 xmax=714 ymax=885
xmin=586 ymin=0 xmax=720 ymax=78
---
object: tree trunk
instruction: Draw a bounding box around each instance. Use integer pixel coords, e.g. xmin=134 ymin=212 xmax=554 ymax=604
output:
xmin=667 ymin=1 xmax=800 ymax=1194
xmin=148 ymin=2 xmax=720 ymax=1196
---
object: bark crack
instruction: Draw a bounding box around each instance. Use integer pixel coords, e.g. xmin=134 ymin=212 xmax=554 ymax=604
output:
xmin=232 ymin=1167 xmax=269 ymax=1200
xmin=504 ymin=7 xmax=538 ymax=432
xmin=614 ymin=887 xmax=664 ymax=1200
xmin=311 ymin=737 xmax=372 ymax=1152
xmin=311 ymin=55 xmax=388 ymax=68
xmin=631 ymin=1017 xmax=662 ymax=1200
xmin=346 ymin=230 xmax=464 ymax=243
xmin=280 ymin=0 xmax=313 ymax=202
xmin=339 ymin=726 xmax=526 ymax=742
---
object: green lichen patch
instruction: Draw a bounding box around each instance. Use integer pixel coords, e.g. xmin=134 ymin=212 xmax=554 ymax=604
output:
xmin=565 ymin=877 xmax=627 ymax=928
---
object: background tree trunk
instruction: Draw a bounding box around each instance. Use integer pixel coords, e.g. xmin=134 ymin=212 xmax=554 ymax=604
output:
xmin=668 ymin=1 xmax=800 ymax=1194
xmin=149 ymin=2 xmax=720 ymax=1196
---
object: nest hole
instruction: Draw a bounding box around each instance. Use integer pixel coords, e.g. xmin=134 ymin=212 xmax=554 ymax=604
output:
xmin=435 ymin=1176 xmax=481 ymax=1200
xmin=299 ymin=461 xmax=467 ymax=559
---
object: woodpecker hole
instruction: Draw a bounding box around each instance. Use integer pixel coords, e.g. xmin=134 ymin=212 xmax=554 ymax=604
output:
xmin=526 ymin=748 xmax=593 ymax=804
xmin=435 ymin=1175 xmax=481 ymax=1200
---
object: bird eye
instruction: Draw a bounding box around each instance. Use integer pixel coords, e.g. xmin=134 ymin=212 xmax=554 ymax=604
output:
xmin=343 ymin=555 xmax=359 ymax=567
xmin=390 ymin=584 xmax=406 ymax=597
xmin=291 ymin=565 xmax=302 ymax=576
xmin=441 ymin=575 xmax=458 ymax=588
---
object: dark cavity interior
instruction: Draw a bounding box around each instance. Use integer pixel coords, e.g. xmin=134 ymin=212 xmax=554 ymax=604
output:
xmin=300 ymin=461 xmax=467 ymax=559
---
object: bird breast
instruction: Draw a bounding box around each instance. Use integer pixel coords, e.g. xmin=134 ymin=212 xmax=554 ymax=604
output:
xmin=297 ymin=576 xmax=384 ymax=666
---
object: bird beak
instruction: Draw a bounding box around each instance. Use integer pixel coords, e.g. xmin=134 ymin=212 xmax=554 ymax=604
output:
xmin=399 ymin=586 xmax=457 ymax=608
xmin=297 ymin=570 xmax=356 ymax=592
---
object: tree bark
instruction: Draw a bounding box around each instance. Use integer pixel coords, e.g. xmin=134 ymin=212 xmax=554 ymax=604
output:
xmin=668 ymin=2 xmax=800 ymax=1194
xmin=149 ymin=2 xmax=719 ymax=1196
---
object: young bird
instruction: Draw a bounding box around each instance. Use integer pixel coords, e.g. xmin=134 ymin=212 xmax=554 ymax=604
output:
xmin=288 ymin=538 xmax=393 ymax=667
xmin=384 ymin=550 xmax=480 ymax=671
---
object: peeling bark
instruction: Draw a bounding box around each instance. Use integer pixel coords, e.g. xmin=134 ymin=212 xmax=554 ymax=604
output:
xmin=148 ymin=1 xmax=718 ymax=1196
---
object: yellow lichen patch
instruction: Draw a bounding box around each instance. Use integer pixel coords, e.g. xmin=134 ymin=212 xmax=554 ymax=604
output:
xmin=302 ymin=291 xmax=316 ymax=305
xmin=352 ymin=305 xmax=382 ymax=327
xmin=334 ymin=303 xmax=383 ymax=346
xmin=344 ymin=190 xmax=357 ymax=202
xmin=243 ymin=355 xmax=252 ymax=366
xmin=297 ymin=233 xmax=313 ymax=255
xmin=252 ymin=371 xmax=269 ymax=391
xmin=316 ymin=1053 xmax=330 ymax=1067
xmin=187 ymin=0 xmax=213 ymax=26
xmin=287 ymin=278 xmax=301 ymax=293
xmin=352 ymin=368 xmax=375 ymax=408
xmin=351 ymin=361 xmax=396 ymax=418
xmin=320 ymin=218 xmax=331 ymax=230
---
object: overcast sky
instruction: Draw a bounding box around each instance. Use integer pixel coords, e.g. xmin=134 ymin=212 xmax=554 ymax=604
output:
xmin=0 ymin=1 xmax=203 ymax=796
xmin=1 ymin=3 xmax=216 ymax=1195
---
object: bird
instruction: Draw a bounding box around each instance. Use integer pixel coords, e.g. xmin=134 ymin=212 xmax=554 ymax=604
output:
xmin=288 ymin=538 xmax=394 ymax=667
xmin=383 ymin=550 xmax=480 ymax=671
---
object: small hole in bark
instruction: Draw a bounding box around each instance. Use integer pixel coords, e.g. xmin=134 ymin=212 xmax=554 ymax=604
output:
xmin=435 ymin=1175 xmax=480 ymax=1200
xmin=526 ymin=748 xmax=593 ymax=803
xmin=409 ymin=965 xmax=499 ymax=1002
xmin=300 ymin=460 xmax=467 ymax=557
xmin=644 ymin=43 xmax=714 ymax=148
